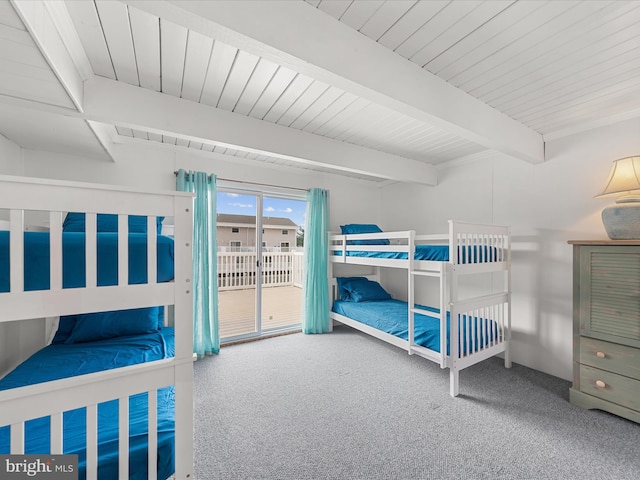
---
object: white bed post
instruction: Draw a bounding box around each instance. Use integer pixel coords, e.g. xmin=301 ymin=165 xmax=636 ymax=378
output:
xmin=504 ymin=229 xmax=512 ymax=369
xmin=407 ymin=230 xmax=415 ymax=354
xmin=328 ymin=235 xmax=334 ymax=332
xmin=173 ymin=194 xmax=195 ymax=480
xmin=448 ymin=222 xmax=459 ymax=397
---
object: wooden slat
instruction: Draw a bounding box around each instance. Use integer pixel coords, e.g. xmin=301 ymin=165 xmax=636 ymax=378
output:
xmin=262 ymin=73 xmax=314 ymax=123
xmin=0 ymin=0 xmax=26 ymax=30
xmin=317 ymin=0 xmax=352 ymax=19
xmin=313 ymin=97 xmax=372 ymax=137
xmin=232 ymin=57 xmax=279 ymax=115
xmin=359 ymin=0 xmax=418 ymax=41
xmin=118 ymin=397 xmax=129 ymax=479
xmin=217 ymin=50 xmax=260 ymax=110
xmin=86 ymin=404 xmax=98 ymax=480
xmin=65 ymin=0 xmax=115 ymax=79
xmin=276 ymin=80 xmax=330 ymax=127
xmin=288 ymin=85 xmax=343 ymax=130
xmin=299 ymin=91 xmax=358 ymax=133
xmin=147 ymin=391 xmax=158 ymax=480
xmin=95 ymin=0 xmax=139 ymax=85
xmin=338 ymin=0 xmax=384 ymax=31
xmin=118 ymin=214 xmax=128 ymax=286
xmin=247 ymin=65 xmax=297 ymax=119
xmin=427 ymin=0 xmax=551 ymax=78
xmin=409 ymin=1 xmax=486 ymax=66
xmin=181 ymin=29 xmax=214 ymax=102
xmin=129 ymin=5 xmax=161 ymax=91
xmin=148 ymin=216 xmax=157 ymax=284
xmin=50 ymin=412 xmax=63 ymax=454
xmin=85 ymin=213 xmax=97 ymax=288
xmin=378 ymin=0 xmax=448 ymax=52
xmin=49 ymin=211 xmax=63 ymax=291
xmin=462 ymin=1 xmax=622 ymax=94
xmin=9 ymin=209 xmax=24 ymax=293
xmin=200 ymin=40 xmax=237 ymax=107
xmin=159 ymin=18 xmax=187 ymax=96
xmin=10 ymin=423 xmax=24 ymax=454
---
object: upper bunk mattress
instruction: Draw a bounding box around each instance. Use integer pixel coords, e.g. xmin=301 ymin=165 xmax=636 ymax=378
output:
xmin=0 ymin=328 xmax=176 ymax=480
xmin=332 ymin=245 xmax=498 ymax=262
xmin=0 ymin=231 xmax=174 ymax=292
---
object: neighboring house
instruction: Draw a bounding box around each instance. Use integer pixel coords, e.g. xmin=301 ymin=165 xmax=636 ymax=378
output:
xmin=217 ymin=214 xmax=299 ymax=251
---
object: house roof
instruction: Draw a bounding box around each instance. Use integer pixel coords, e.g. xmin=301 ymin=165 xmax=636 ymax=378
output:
xmin=217 ymin=214 xmax=298 ymax=228
xmin=1 ymin=1 xmax=639 ymax=183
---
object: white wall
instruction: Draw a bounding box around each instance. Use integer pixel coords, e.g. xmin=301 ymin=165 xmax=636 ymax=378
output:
xmin=19 ymin=142 xmax=382 ymax=231
xmin=0 ymin=133 xmax=22 ymax=175
xmin=380 ymin=117 xmax=640 ymax=380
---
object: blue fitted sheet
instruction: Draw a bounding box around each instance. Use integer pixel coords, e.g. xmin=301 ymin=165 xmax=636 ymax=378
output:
xmin=332 ymin=299 xmax=497 ymax=355
xmin=0 ymin=328 xmax=176 ymax=480
xmin=332 ymin=244 xmax=498 ymax=262
xmin=0 ymin=231 xmax=174 ymax=293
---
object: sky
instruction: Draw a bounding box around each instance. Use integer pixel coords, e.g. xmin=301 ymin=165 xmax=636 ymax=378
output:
xmin=217 ymin=192 xmax=306 ymax=227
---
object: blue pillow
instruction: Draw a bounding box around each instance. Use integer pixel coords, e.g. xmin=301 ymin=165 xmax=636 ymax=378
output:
xmin=343 ymin=279 xmax=392 ymax=303
xmin=64 ymin=306 xmax=161 ymax=344
xmin=63 ymin=213 xmax=164 ymax=235
xmin=336 ymin=276 xmax=368 ymax=301
xmin=51 ymin=316 xmax=77 ymax=344
xmin=340 ymin=224 xmax=390 ymax=246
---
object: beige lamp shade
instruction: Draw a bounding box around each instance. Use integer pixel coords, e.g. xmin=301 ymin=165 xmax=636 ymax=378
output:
xmin=596 ymin=156 xmax=640 ymax=201
xmin=597 ymin=155 xmax=640 ymax=239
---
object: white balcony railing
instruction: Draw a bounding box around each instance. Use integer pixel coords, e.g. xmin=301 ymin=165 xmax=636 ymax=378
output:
xmin=218 ymin=251 xmax=304 ymax=291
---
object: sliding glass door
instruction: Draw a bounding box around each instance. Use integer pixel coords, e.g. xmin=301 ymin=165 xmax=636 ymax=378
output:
xmin=217 ymin=189 xmax=305 ymax=343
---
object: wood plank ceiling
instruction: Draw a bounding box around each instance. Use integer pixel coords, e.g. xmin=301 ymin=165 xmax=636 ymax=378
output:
xmin=65 ymin=0 xmax=483 ymax=177
xmin=309 ymin=0 xmax=640 ymax=139
xmin=2 ymin=0 xmax=640 ymax=183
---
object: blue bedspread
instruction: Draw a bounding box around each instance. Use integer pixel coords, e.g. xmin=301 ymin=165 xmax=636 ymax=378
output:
xmin=332 ymin=299 xmax=497 ymax=354
xmin=0 ymin=329 xmax=176 ymax=480
xmin=0 ymin=231 xmax=174 ymax=292
xmin=332 ymin=245 xmax=498 ymax=262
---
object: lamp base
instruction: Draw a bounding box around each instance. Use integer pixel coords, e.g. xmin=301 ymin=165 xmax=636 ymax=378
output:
xmin=602 ymin=203 xmax=640 ymax=239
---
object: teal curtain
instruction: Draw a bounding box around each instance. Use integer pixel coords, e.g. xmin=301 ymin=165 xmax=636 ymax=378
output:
xmin=176 ymin=169 xmax=219 ymax=356
xmin=303 ymin=188 xmax=330 ymax=334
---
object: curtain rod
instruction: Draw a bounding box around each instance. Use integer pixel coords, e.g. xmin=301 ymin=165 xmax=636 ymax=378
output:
xmin=173 ymin=171 xmax=308 ymax=193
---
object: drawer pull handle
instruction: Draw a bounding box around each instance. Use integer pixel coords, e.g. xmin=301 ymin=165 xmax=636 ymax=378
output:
xmin=595 ymin=380 xmax=606 ymax=388
xmin=596 ymin=351 xmax=606 ymax=358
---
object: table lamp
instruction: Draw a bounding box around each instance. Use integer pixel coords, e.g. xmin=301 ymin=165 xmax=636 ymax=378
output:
xmin=596 ymin=156 xmax=640 ymax=239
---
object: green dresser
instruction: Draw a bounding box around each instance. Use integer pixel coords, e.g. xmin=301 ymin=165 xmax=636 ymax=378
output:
xmin=569 ymin=241 xmax=640 ymax=423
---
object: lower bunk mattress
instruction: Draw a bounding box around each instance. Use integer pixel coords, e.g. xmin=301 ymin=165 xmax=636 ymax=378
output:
xmin=332 ymin=299 xmax=498 ymax=355
xmin=0 ymin=328 xmax=176 ymax=480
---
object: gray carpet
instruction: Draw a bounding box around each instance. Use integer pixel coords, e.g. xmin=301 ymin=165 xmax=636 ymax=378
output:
xmin=193 ymin=326 xmax=640 ymax=480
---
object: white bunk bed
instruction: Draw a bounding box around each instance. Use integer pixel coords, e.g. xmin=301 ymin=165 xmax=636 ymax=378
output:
xmin=0 ymin=175 xmax=194 ymax=479
xmin=329 ymin=221 xmax=511 ymax=397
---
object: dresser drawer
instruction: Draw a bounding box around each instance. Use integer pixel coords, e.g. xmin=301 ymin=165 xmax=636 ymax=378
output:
xmin=580 ymin=337 xmax=640 ymax=380
xmin=579 ymin=364 xmax=640 ymax=411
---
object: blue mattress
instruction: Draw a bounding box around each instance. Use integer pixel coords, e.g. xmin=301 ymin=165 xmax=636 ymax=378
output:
xmin=0 ymin=328 xmax=176 ymax=480
xmin=0 ymin=231 xmax=175 ymax=293
xmin=332 ymin=244 xmax=498 ymax=262
xmin=332 ymin=299 xmax=497 ymax=354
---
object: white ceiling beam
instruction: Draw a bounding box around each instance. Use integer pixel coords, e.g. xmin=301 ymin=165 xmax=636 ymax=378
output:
xmin=83 ymin=76 xmax=438 ymax=185
xmin=123 ymin=0 xmax=544 ymax=165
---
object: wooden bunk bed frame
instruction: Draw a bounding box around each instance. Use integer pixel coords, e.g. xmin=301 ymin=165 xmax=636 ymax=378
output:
xmin=0 ymin=175 xmax=194 ymax=479
xmin=329 ymin=220 xmax=511 ymax=397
